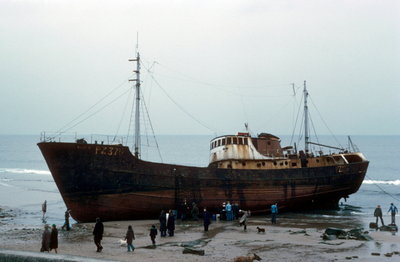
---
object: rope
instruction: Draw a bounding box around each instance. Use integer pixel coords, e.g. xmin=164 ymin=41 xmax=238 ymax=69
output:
xmin=289 ymin=91 xmax=304 ymax=147
xmin=142 ymin=94 xmax=163 ymax=163
xmin=58 ymin=89 xmax=132 ymax=135
xmin=141 ymin=61 xmax=217 ymax=134
xmin=366 ymin=175 xmax=400 ymax=202
xmin=309 ymin=95 xmax=343 ymax=149
xmin=50 ymin=78 xmax=131 ymax=139
xmin=112 ymin=88 xmax=133 ymax=143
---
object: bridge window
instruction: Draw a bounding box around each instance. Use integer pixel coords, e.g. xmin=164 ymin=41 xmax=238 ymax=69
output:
xmin=233 ymin=137 xmax=238 ymax=144
xmin=244 ymin=138 xmax=248 ymax=145
xmin=217 ymin=140 xmax=221 ymax=147
xmin=222 ymin=139 xmax=226 ymax=145
xmin=227 ymin=137 xmax=232 ymax=144
xmin=238 ymin=138 xmax=243 ymax=145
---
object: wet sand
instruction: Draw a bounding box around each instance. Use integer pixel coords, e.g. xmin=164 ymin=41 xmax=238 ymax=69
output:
xmin=1 ymin=214 xmax=400 ymax=262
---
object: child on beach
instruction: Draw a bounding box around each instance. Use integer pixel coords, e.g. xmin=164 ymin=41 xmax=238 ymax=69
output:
xmin=125 ymin=225 xmax=135 ymax=252
xmin=150 ymin=224 xmax=158 ymax=246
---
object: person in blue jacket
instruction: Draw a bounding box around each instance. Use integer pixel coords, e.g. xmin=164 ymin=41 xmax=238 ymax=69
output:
xmin=388 ymin=203 xmax=398 ymax=225
xmin=271 ymin=203 xmax=278 ymax=224
xmin=226 ymin=201 xmax=233 ymax=221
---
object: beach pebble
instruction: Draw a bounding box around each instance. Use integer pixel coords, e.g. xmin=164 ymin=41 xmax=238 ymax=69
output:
xmin=371 ymin=252 xmax=380 ymax=256
xmin=384 ymin=253 xmax=393 ymax=257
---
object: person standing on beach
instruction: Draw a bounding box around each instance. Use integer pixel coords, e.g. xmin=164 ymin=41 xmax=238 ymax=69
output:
xmin=239 ymin=210 xmax=249 ymax=231
xmin=226 ymin=201 xmax=233 ymax=221
xmin=388 ymin=203 xmax=398 ymax=225
xmin=191 ymin=202 xmax=199 ymax=221
xmin=40 ymin=224 xmax=51 ymax=252
xmin=42 ymin=200 xmax=47 ymax=220
xmin=62 ymin=209 xmax=71 ymax=231
xmin=149 ymin=224 xmax=158 ymax=246
xmin=125 ymin=225 xmax=135 ymax=252
xmin=159 ymin=210 xmax=167 ymax=237
xmin=374 ymin=205 xmax=384 ymax=227
xmin=203 ymin=208 xmax=211 ymax=231
xmin=50 ymin=224 xmax=58 ymax=253
xmin=232 ymin=202 xmax=239 ymax=220
xmin=271 ymin=203 xmax=278 ymax=224
xmin=167 ymin=209 xmax=175 ymax=236
xmin=93 ymin=217 xmax=104 ymax=252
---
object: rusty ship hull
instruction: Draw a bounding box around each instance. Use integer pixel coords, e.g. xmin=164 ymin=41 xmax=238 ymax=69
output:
xmin=38 ymin=141 xmax=369 ymax=222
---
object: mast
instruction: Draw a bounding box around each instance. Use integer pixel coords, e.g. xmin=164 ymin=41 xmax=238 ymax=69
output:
xmin=129 ymin=50 xmax=141 ymax=158
xmin=303 ymin=80 xmax=309 ymax=153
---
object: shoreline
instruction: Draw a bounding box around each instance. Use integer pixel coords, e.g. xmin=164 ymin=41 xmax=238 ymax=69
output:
xmin=1 ymin=215 xmax=399 ymax=262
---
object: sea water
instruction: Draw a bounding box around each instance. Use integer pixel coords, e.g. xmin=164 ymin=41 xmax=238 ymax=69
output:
xmin=0 ymin=135 xmax=399 ymax=228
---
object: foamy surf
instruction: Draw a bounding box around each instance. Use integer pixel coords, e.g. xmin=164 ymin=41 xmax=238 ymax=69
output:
xmin=363 ymin=179 xmax=400 ymax=186
xmin=0 ymin=168 xmax=50 ymax=175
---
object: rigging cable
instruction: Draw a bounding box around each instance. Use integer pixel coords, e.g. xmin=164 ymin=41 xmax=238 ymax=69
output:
xmin=289 ymin=90 xmax=304 ymax=147
xmin=308 ymin=112 xmax=323 ymax=153
xmin=365 ymin=175 xmax=400 ymax=202
xmin=58 ymin=88 xmax=132 ymax=135
xmin=112 ymin=87 xmax=133 ymax=143
xmin=141 ymin=61 xmax=218 ymax=134
xmin=152 ymin=61 xmax=292 ymax=98
xmin=125 ymin=87 xmax=136 ymax=147
xmin=49 ymin=77 xmax=132 ymax=139
xmin=309 ymin=95 xmax=344 ymax=149
xmin=141 ymin=93 xmax=163 ymax=163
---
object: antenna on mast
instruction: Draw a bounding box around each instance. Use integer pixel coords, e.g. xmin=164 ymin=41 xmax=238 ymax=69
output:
xmin=135 ymin=32 xmax=139 ymax=54
xmin=129 ymin=36 xmax=141 ymax=158
xmin=303 ymin=80 xmax=309 ymax=153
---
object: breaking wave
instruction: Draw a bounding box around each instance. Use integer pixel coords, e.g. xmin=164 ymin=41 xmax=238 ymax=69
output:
xmin=0 ymin=182 xmax=14 ymax=187
xmin=0 ymin=168 xmax=50 ymax=175
xmin=363 ymin=180 xmax=400 ymax=186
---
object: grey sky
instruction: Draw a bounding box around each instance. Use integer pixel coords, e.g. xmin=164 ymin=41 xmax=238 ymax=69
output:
xmin=0 ymin=0 xmax=399 ymax=136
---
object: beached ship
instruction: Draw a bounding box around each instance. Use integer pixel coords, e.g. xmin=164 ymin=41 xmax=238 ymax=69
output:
xmin=38 ymin=52 xmax=369 ymax=222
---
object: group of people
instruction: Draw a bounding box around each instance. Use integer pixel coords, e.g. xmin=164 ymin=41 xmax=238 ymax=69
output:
xmin=40 ymin=200 xmax=398 ymax=255
xmin=93 ymin=217 xmax=158 ymax=253
xmin=159 ymin=209 xmax=176 ymax=237
xmin=40 ymin=224 xmax=58 ymax=253
xmin=178 ymin=200 xmax=200 ymax=221
xmin=374 ymin=203 xmax=398 ymax=226
xmin=220 ymin=201 xmax=240 ymax=221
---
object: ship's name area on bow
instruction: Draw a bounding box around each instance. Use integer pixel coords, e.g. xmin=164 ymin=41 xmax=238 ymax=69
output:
xmin=94 ymin=146 xmax=122 ymax=156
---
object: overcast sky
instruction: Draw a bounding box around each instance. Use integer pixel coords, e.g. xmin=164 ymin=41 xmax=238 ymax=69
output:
xmin=1 ymin=0 xmax=399 ymax=137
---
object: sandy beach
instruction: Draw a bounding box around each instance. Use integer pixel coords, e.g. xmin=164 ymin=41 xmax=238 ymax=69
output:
xmin=1 ymin=213 xmax=400 ymax=262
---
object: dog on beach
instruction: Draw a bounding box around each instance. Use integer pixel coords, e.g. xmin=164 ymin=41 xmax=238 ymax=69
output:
xmin=233 ymin=253 xmax=262 ymax=262
xmin=256 ymin=226 xmax=265 ymax=233
xmin=119 ymin=239 xmax=127 ymax=247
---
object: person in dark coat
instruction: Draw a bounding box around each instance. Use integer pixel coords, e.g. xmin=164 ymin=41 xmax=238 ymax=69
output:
xmin=50 ymin=224 xmax=58 ymax=253
xmin=93 ymin=217 xmax=104 ymax=252
xmin=191 ymin=202 xmax=199 ymax=221
xmin=374 ymin=205 xmax=384 ymax=226
xmin=61 ymin=209 xmax=71 ymax=231
xmin=167 ymin=209 xmax=175 ymax=236
xmin=149 ymin=224 xmax=158 ymax=245
xmin=232 ymin=202 xmax=239 ymax=220
xmin=159 ymin=210 xmax=167 ymax=237
xmin=203 ymin=208 xmax=211 ymax=231
xmin=40 ymin=224 xmax=51 ymax=252
xmin=125 ymin=225 xmax=135 ymax=252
